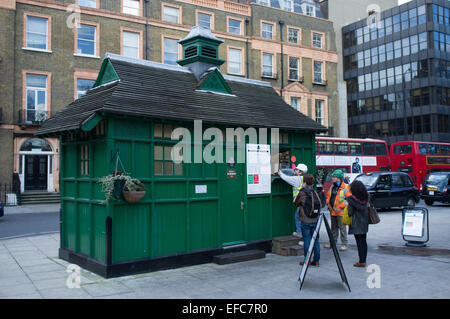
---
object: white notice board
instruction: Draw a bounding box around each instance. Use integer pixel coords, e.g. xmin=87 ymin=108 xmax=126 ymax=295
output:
xmin=402 ymin=210 xmax=425 ymax=238
xmin=246 ymin=144 xmax=271 ymax=195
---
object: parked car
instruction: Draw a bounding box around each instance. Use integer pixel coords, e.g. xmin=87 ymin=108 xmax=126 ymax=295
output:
xmin=420 ymin=172 xmax=450 ymax=206
xmin=354 ymin=172 xmax=420 ymax=210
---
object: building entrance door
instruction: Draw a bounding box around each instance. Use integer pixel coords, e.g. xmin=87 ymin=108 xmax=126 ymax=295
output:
xmin=25 ymin=155 xmax=48 ymax=191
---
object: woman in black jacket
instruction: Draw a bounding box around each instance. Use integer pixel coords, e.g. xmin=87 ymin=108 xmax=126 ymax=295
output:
xmin=347 ymin=180 xmax=370 ymax=267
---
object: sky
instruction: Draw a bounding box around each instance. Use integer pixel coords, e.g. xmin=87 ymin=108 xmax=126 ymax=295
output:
xmin=398 ymin=0 xmax=411 ymax=4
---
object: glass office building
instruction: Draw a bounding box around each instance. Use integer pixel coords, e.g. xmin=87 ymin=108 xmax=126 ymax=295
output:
xmin=342 ymin=0 xmax=450 ymax=143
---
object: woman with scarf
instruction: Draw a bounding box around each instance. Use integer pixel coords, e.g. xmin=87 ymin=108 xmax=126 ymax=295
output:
xmin=347 ymin=180 xmax=370 ymax=267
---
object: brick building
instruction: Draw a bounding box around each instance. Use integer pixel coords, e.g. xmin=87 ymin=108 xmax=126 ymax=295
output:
xmin=0 ymin=0 xmax=337 ymax=197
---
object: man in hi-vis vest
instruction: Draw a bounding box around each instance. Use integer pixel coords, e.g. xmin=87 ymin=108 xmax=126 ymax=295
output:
xmin=278 ymin=164 xmax=308 ymax=241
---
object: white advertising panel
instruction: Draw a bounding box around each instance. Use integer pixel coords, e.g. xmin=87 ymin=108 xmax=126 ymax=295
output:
xmin=246 ymin=144 xmax=271 ymax=195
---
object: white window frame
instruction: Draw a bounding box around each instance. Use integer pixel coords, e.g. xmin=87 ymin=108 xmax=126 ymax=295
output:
xmin=228 ymin=18 xmax=242 ymax=35
xmin=288 ymin=28 xmax=299 ymax=44
xmin=198 ymin=12 xmax=212 ymax=30
xmin=306 ymin=5 xmax=315 ymax=17
xmin=25 ymin=74 xmax=48 ymax=123
xmin=291 ymin=97 xmax=300 ymax=111
xmin=283 ymin=0 xmax=293 ymax=12
xmin=76 ymin=78 xmax=95 ymax=99
xmin=123 ymin=0 xmax=141 ymax=16
xmin=25 ymin=16 xmax=48 ymax=51
xmin=313 ymin=32 xmax=323 ymax=49
xmin=163 ymin=37 xmax=179 ymax=65
xmin=76 ymin=23 xmax=97 ymax=56
xmin=314 ymin=61 xmax=323 ymax=84
xmin=262 ymin=23 xmax=273 ymax=39
xmin=262 ymin=53 xmax=273 ymax=78
xmin=315 ymin=99 xmax=324 ymax=125
xmin=122 ymin=31 xmax=140 ymax=59
xmin=228 ymin=47 xmax=242 ymax=75
xmin=78 ymin=0 xmax=97 ymax=8
xmin=163 ymin=6 xmax=179 ymax=24
xmin=289 ymin=57 xmax=299 ymax=81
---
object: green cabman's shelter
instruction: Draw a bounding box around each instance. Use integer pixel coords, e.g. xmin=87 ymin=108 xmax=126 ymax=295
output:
xmin=36 ymin=26 xmax=327 ymax=278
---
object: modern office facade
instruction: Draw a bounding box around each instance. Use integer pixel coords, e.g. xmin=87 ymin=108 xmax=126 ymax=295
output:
xmin=319 ymin=0 xmax=397 ymax=138
xmin=0 ymin=0 xmax=338 ymax=194
xmin=342 ymin=0 xmax=450 ymax=144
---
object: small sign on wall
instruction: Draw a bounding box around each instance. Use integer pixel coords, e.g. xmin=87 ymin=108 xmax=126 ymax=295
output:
xmin=195 ymin=185 xmax=207 ymax=194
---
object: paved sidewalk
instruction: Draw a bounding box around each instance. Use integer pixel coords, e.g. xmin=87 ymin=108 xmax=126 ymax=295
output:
xmin=4 ymin=204 xmax=60 ymax=215
xmin=1 ymin=203 xmax=450 ymax=299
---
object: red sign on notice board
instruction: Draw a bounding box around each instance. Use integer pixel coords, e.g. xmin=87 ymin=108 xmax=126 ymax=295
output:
xmin=253 ymin=174 xmax=259 ymax=184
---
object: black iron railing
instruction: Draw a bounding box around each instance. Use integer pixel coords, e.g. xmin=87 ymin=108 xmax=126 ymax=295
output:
xmin=0 ymin=183 xmax=19 ymax=206
xmin=18 ymin=109 xmax=54 ymax=125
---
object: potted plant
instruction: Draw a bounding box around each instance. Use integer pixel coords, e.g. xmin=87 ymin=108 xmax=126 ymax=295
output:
xmin=98 ymin=171 xmax=145 ymax=203
xmin=122 ymin=178 xmax=146 ymax=203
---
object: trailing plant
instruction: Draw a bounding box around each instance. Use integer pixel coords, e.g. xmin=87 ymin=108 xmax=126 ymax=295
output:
xmin=97 ymin=173 xmax=144 ymax=203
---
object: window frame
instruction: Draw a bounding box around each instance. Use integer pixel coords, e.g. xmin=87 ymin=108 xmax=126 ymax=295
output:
xmin=227 ymin=46 xmax=243 ymax=76
xmin=74 ymin=20 xmax=100 ymax=58
xmin=287 ymin=26 xmax=300 ymax=45
xmin=121 ymin=0 xmax=143 ymax=17
xmin=312 ymin=31 xmax=324 ymax=49
xmin=73 ymin=68 xmax=97 ymax=100
xmin=22 ymin=70 xmax=52 ymax=123
xmin=313 ymin=60 xmax=325 ymax=84
xmin=314 ymin=99 xmax=325 ymax=125
xmin=288 ymin=56 xmax=300 ymax=81
xmin=121 ymin=27 xmax=143 ymax=59
xmin=23 ymin=12 xmax=52 ymax=52
xmin=261 ymin=20 xmax=275 ymax=40
xmin=227 ymin=17 xmax=243 ymax=36
xmin=196 ymin=10 xmax=214 ymax=30
xmin=162 ymin=3 xmax=182 ymax=24
xmin=261 ymin=52 xmax=274 ymax=78
xmin=76 ymin=0 xmax=99 ymax=9
xmin=161 ymin=35 xmax=181 ymax=65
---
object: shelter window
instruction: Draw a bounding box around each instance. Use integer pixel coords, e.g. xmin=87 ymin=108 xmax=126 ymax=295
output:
xmin=154 ymin=145 xmax=183 ymax=176
xmin=272 ymin=149 xmax=290 ymax=174
xmin=80 ymin=144 xmax=89 ymax=176
xmin=154 ymin=123 xmax=177 ymax=139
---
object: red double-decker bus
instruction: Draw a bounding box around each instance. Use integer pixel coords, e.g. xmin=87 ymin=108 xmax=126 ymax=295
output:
xmin=316 ymin=137 xmax=391 ymax=193
xmin=390 ymin=141 xmax=450 ymax=189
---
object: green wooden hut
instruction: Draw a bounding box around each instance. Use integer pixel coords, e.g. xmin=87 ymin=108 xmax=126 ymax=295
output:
xmin=36 ymin=27 xmax=326 ymax=278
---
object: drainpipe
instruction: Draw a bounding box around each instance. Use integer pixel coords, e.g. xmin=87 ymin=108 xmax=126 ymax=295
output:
xmin=245 ymin=18 xmax=249 ymax=79
xmin=279 ymin=20 xmax=284 ymax=98
xmin=145 ymin=0 xmax=150 ymax=60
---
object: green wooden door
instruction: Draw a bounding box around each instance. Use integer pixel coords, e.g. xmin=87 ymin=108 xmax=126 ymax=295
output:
xmin=220 ymin=152 xmax=245 ymax=246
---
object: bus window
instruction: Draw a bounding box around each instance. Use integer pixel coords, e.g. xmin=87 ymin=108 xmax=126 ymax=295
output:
xmin=394 ymin=144 xmax=412 ymax=154
xmin=428 ymin=144 xmax=440 ymax=154
xmin=363 ymin=142 xmax=375 ymax=155
xmin=318 ymin=141 xmax=333 ymax=154
xmin=376 ymin=143 xmax=388 ymax=156
xmin=335 ymin=142 xmax=348 ymax=155
xmin=442 ymin=145 xmax=450 ymax=155
xmin=418 ymin=143 xmax=427 ymax=155
xmin=349 ymin=142 xmax=362 ymax=155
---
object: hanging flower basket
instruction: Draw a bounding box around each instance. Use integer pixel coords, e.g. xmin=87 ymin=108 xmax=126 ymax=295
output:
xmin=122 ymin=179 xmax=146 ymax=203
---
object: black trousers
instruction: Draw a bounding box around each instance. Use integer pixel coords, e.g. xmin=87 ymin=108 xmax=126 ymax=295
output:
xmin=354 ymin=234 xmax=367 ymax=263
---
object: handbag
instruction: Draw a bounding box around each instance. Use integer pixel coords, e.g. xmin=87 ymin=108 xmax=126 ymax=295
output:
xmin=368 ymin=202 xmax=380 ymax=224
xmin=342 ymin=205 xmax=352 ymax=226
